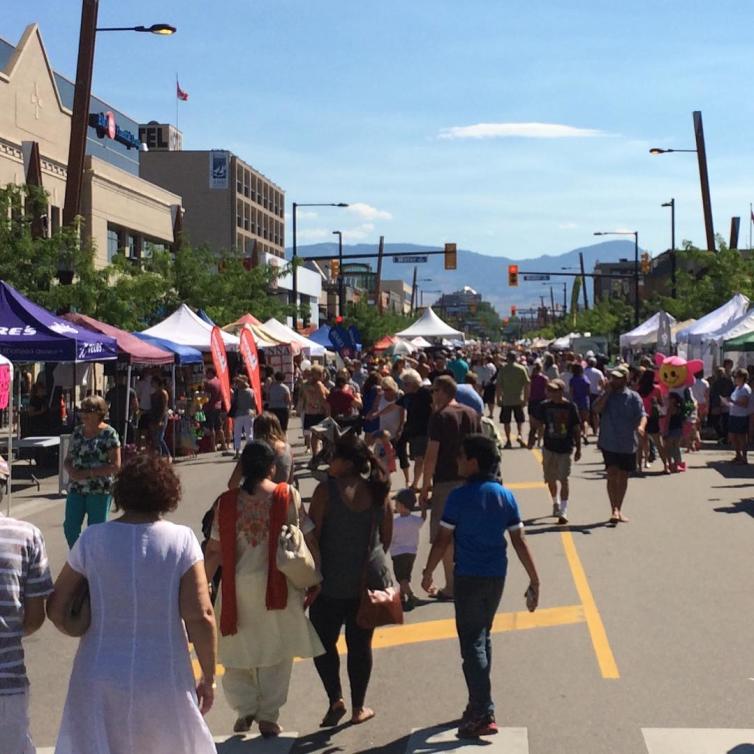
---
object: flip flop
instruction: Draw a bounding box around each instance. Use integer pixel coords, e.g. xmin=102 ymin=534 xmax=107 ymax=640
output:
xmin=433 ymin=590 xmax=454 ymax=601
xmin=320 ymin=703 xmax=347 ymax=728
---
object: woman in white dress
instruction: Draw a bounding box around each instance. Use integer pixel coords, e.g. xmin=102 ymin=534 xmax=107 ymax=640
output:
xmin=204 ymin=440 xmax=323 ymax=737
xmin=47 ymin=455 xmax=217 ymax=754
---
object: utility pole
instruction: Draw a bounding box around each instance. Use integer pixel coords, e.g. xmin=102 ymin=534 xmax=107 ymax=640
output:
xmin=579 ymin=251 xmax=589 ymax=310
xmin=375 ymin=236 xmax=385 ymax=313
xmin=550 ymin=287 xmax=556 ymax=320
xmin=410 ymin=265 xmax=417 ymax=315
xmin=693 ymin=110 xmax=715 ymax=252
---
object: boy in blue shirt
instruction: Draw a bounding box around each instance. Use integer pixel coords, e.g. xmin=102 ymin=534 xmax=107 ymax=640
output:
xmin=421 ymin=434 xmax=540 ymax=739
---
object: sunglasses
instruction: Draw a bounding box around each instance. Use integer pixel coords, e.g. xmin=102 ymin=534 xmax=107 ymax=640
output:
xmin=79 ymin=407 xmax=100 ymax=414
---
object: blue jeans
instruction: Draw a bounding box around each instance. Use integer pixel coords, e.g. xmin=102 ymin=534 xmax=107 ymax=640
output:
xmin=64 ymin=491 xmax=112 ymax=548
xmin=152 ymin=417 xmax=171 ymax=457
xmin=454 ymin=573 xmax=505 ymax=717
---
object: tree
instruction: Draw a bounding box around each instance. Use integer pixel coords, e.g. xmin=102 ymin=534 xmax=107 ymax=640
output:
xmin=340 ymin=301 xmax=416 ymax=347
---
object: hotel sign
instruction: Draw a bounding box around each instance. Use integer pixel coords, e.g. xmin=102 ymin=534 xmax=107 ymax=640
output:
xmin=88 ymin=111 xmax=142 ymax=150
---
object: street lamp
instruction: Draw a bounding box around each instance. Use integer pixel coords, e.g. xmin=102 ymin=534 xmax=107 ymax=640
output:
xmin=291 ymin=202 xmax=349 ymax=322
xmin=594 ymin=230 xmax=640 ymax=326
xmin=63 ymin=2 xmax=177 ymax=230
xmin=332 ymin=230 xmax=344 ymax=316
xmin=661 ymin=199 xmax=676 ymax=298
xmin=648 ymin=111 xmax=715 ymax=252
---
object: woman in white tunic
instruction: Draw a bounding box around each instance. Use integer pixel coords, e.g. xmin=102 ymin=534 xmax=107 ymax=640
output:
xmin=47 ymin=455 xmax=217 ymax=754
xmin=204 ymin=440 xmax=323 ymax=737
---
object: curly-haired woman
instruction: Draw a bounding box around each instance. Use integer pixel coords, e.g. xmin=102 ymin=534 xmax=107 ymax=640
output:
xmin=47 ymin=455 xmax=217 ymax=753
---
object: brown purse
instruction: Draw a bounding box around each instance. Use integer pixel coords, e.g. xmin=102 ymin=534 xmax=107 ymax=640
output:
xmin=355 ymin=510 xmax=404 ymax=630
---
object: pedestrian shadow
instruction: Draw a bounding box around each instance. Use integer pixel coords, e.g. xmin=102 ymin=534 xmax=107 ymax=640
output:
xmin=523 ymin=517 xmax=614 ymax=535
xmin=713 ymin=499 xmax=754 ymax=518
xmin=707 ymin=460 xmax=754 ymax=479
xmin=216 ymin=733 xmax=299 ymax=753
xmin=291 ymin=722 xmax=351 ymax=754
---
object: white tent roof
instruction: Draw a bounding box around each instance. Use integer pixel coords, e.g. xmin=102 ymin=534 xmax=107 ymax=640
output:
xmin=619 ymin=311 xmax=678 ymax=349
xmin=410 ymin=336 xmax=432 ymax=349
xmin=395 ymin=307 xmax=464 ymax=340
xmin=704 ymin=308 xmax=754 ymax=349
xmin=262 ymin=318 xmax=326 ymax=357
xmin=676 ymin=294 xmax=750 ymax=346
xmin=140 ymin=304 xmax=240 ymax=352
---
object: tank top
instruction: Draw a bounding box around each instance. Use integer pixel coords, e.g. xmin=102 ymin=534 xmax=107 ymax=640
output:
xmin=318 ymin=478 xmax=383 ymax=599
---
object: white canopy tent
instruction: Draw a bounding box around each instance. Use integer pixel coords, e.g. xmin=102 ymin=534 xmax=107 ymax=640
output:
xmin=262 ymin=318 xmax=327 ymax=357
xmin=141 ymin=304 xmax=240 ymax=351
xmin=676 ymin=293 xmax=750 ymax=361
xmin=619 ymin=311 xmax=678 ymax=350
xmin=396 ymin=307 xmax=464 ymax=340
xmin=410 ymin=336 xmax=432 ymax=349
xmin=699 ymin=307 xmax=754 ymax=367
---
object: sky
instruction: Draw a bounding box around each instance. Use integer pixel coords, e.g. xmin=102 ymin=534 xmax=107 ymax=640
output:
xmin=5 ymin=1 xmax=754 ymax=260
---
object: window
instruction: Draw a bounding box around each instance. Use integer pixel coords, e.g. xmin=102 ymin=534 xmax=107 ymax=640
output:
xmin=236 ymin=199 xmax=243 ymax=228
xmin=107 ymin=227 xmax=120 ymax=263
xmin=50 ymin=206 xmax=61 ymax=236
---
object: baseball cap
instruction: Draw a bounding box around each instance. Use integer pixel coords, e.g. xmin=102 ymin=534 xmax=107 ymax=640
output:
xmin=394 ymin=488 xmax=417 ymax=510
xmin=610 ymin=366 xmax=629 ymax=378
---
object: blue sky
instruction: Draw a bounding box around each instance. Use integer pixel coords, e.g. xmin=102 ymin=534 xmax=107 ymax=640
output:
xmin=5 ymin=1 xmax=754 ymax=259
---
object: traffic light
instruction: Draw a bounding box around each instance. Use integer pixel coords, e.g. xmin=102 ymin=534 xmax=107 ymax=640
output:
xmin=330 ymin=259 xmax=340 ymax=279
xmin=640 ymin=252 xmax=651 ymax=274
xmin=444 ymin=242 xmax=457 ymax=270
xmin=508 ymin=264 xmax=519 ymax=287
xmin=511 ymin=304 xmax=517 ymax=317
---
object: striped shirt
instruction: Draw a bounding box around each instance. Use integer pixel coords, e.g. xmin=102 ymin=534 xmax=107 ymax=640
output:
xmin=0 ymin=516 xmax=53 ymax=695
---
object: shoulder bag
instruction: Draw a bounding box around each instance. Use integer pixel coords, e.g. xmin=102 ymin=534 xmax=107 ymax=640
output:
xmin=275 ymin=483 xmax=321 ymax=590
xmin=62 ymin=578 xmax=91 ymax=637
xmin=356 ymin=507 xmax=403 ymax=630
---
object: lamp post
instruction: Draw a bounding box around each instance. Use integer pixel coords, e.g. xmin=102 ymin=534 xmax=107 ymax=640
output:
xmin=594 ymin=230 xmax=639 ymax=326
xmin=649 ymin=111 xmax=715 ymax=252
xmin=62 ymin=2 xmax=176 ymax=229
xmin=661 ymin=199 xmax=676 ymax=298
xmin=291 ymin=202 xmax=349 ymax=322
xmin=332 ymin=230 xmax=344 ymax=316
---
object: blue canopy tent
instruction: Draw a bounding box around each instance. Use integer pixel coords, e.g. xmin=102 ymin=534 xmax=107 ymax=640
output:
xmin=308 ymin=324 xmax=335 ymax=350
xmin=131 ymin=333 xmax=203 ymax=364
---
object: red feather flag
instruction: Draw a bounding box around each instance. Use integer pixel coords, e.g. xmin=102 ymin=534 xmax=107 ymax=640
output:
xmin=176 ymin=81 xmax=189 ymax=101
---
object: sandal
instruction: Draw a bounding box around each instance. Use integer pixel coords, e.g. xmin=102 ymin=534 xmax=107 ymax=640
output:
xmin=258 ymin=721 xmax=281 ymax=738
xmin=432 ymin=590 xmax=454 ymax=601
xmin=233 ymin=715 xmax=254 ymax=733
xmin=320 ymin=701 xmax=347 ymax=728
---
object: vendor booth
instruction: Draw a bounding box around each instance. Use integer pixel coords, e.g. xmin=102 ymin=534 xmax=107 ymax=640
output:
xmin=395 ymin=307 xmax=464 ymax=341
xmin=140 ymin=304 xmax=240 ymax=351
xmin=676 ymin=294 xmax=750 ymax=362
xmin=262 ymin=318 xmax=327 ymax=357
xmin=619 ymin=312 xmax=677 ymax=351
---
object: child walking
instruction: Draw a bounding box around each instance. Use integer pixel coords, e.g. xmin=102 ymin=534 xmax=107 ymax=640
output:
xmin=389 ymin=488 xmax=423 ymax=611
xmin=664 ymin=392 xmax=685 ymax=472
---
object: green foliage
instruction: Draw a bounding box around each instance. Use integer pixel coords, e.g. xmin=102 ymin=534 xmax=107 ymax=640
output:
xmin=340 ymin=300 xmax=416 ymax=347
xmin=0 ymin=184 xmax=293 ymax=331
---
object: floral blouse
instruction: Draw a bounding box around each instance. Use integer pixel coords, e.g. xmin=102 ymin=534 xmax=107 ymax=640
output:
xmin=67 ymin=424 xmax=121 ymax=495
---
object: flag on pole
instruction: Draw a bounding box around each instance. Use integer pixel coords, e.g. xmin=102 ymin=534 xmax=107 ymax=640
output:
xmin=750 ymin=206 xmax=754 ymax=224
xmin=176 ymin=81 xmax=189 ymax=101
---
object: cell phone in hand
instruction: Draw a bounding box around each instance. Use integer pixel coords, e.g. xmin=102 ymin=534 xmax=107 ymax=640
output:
xmin=525 ymin=586 xmax=537 ymax=612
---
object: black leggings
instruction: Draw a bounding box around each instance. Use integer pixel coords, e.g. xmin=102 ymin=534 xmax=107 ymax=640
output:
xmin=309 ymin=594 xmax=374 ymax=709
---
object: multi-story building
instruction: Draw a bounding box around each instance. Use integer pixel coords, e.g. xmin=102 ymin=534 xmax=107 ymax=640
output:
xmin=593 ymin=259 xmax=638 ymax=304
xmin=435 ymin=286 xmax=483 ymax=317
xmin=381 ymin=280 xmax=413 ymax=315
xmin=0 ymin=24 xmax=182 ymax=268
xmin=140 ymin=148 xmax=285 ymax=263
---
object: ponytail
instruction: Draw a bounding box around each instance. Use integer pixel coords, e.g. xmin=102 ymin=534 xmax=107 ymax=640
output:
xmin=240 ymin=440 xmax=276 ymax=494
xmin=333 ymin=435 xmax=389 ymax=505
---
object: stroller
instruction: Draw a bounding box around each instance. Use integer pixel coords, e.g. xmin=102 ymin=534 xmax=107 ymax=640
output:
xmin=307 ymin=416 xmax=354 ymax=479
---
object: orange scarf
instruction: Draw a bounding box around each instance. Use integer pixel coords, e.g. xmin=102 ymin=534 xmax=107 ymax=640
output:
xmin=218 ymin=483 xmax=290 ymax=637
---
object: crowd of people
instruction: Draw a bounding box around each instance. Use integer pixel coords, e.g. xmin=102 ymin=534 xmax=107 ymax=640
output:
xmin=4 ymin=340 xmax=751 ymax=750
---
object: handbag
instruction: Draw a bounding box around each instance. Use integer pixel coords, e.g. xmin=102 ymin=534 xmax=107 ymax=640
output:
xmin=356 ymin=510 xmax=403 ymax=630
xmin=275 ymin=486 xmax=321 ymax=590
xmin=62 ymin=578 xmax=91 ymax=637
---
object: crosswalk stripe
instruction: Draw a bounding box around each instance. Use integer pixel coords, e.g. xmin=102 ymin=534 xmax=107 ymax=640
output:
xmin=406 ymin=725 xmax=529 ymax=753
xmin=642 ymin=728 xmax=754 ymax=753
xmin=38 ymin=733 xmax=298 ymax=754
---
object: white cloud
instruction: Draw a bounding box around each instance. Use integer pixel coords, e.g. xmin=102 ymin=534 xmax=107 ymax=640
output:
xmin=343 ymin=223 xmax=376 ymax=241
xmin=296 ymin=228 xmax=332 ymax=242
xmin=296 ymin=210 xmax=319 ymax=220
xmin=438 ymin=122 xmax=605 ymax=140
xmin=558 ymin=222 xmax=579 ymax=230
xmin=346 ymin=203 xmax=393 ymax=221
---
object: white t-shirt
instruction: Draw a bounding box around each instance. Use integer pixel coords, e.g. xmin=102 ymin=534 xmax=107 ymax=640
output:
xmin=473 ymin=363 xmax=495 ymax=387
xmin=584 ymin=366 xmax=604 ymax=395
xmin=390 ymin=513 xmax=424 ymax=557
xmin=690 ymin=378 xmax=709 ymax=406
xmin=729 ymin=383 xmax=752 ymax=417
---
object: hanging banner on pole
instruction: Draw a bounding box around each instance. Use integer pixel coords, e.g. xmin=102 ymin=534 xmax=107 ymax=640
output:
xmin=210 ymin=326 xmax=232 ymax=412
xmin=239 ymin=327 xmax=263 ymax=414
xmin=329 ymin=326 xmax=356 ymax=358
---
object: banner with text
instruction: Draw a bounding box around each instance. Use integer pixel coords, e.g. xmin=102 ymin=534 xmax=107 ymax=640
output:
xmin=210 ymin=326 xmax=232 ymax=412
xmin=239 ymin=327 xmax=263 ymax=414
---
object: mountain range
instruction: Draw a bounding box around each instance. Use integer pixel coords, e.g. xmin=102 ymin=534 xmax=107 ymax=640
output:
xmin=291 ymin=239 xmax=636 ymax=315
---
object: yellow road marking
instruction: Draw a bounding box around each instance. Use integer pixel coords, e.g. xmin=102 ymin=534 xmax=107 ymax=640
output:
xmin=560 ymin=530 xmax=620 ymax=679
xmin=531 ymin=448 xmax=543 ymax=464
xmin=191 ymin=604 xmax=586 ymax=679
xmin=507 ymin=481 xmax=546 ymax=490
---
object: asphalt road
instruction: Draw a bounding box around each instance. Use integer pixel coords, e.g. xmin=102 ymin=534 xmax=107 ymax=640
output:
xmin=13 ymin=417 xmax=754 ymax=753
